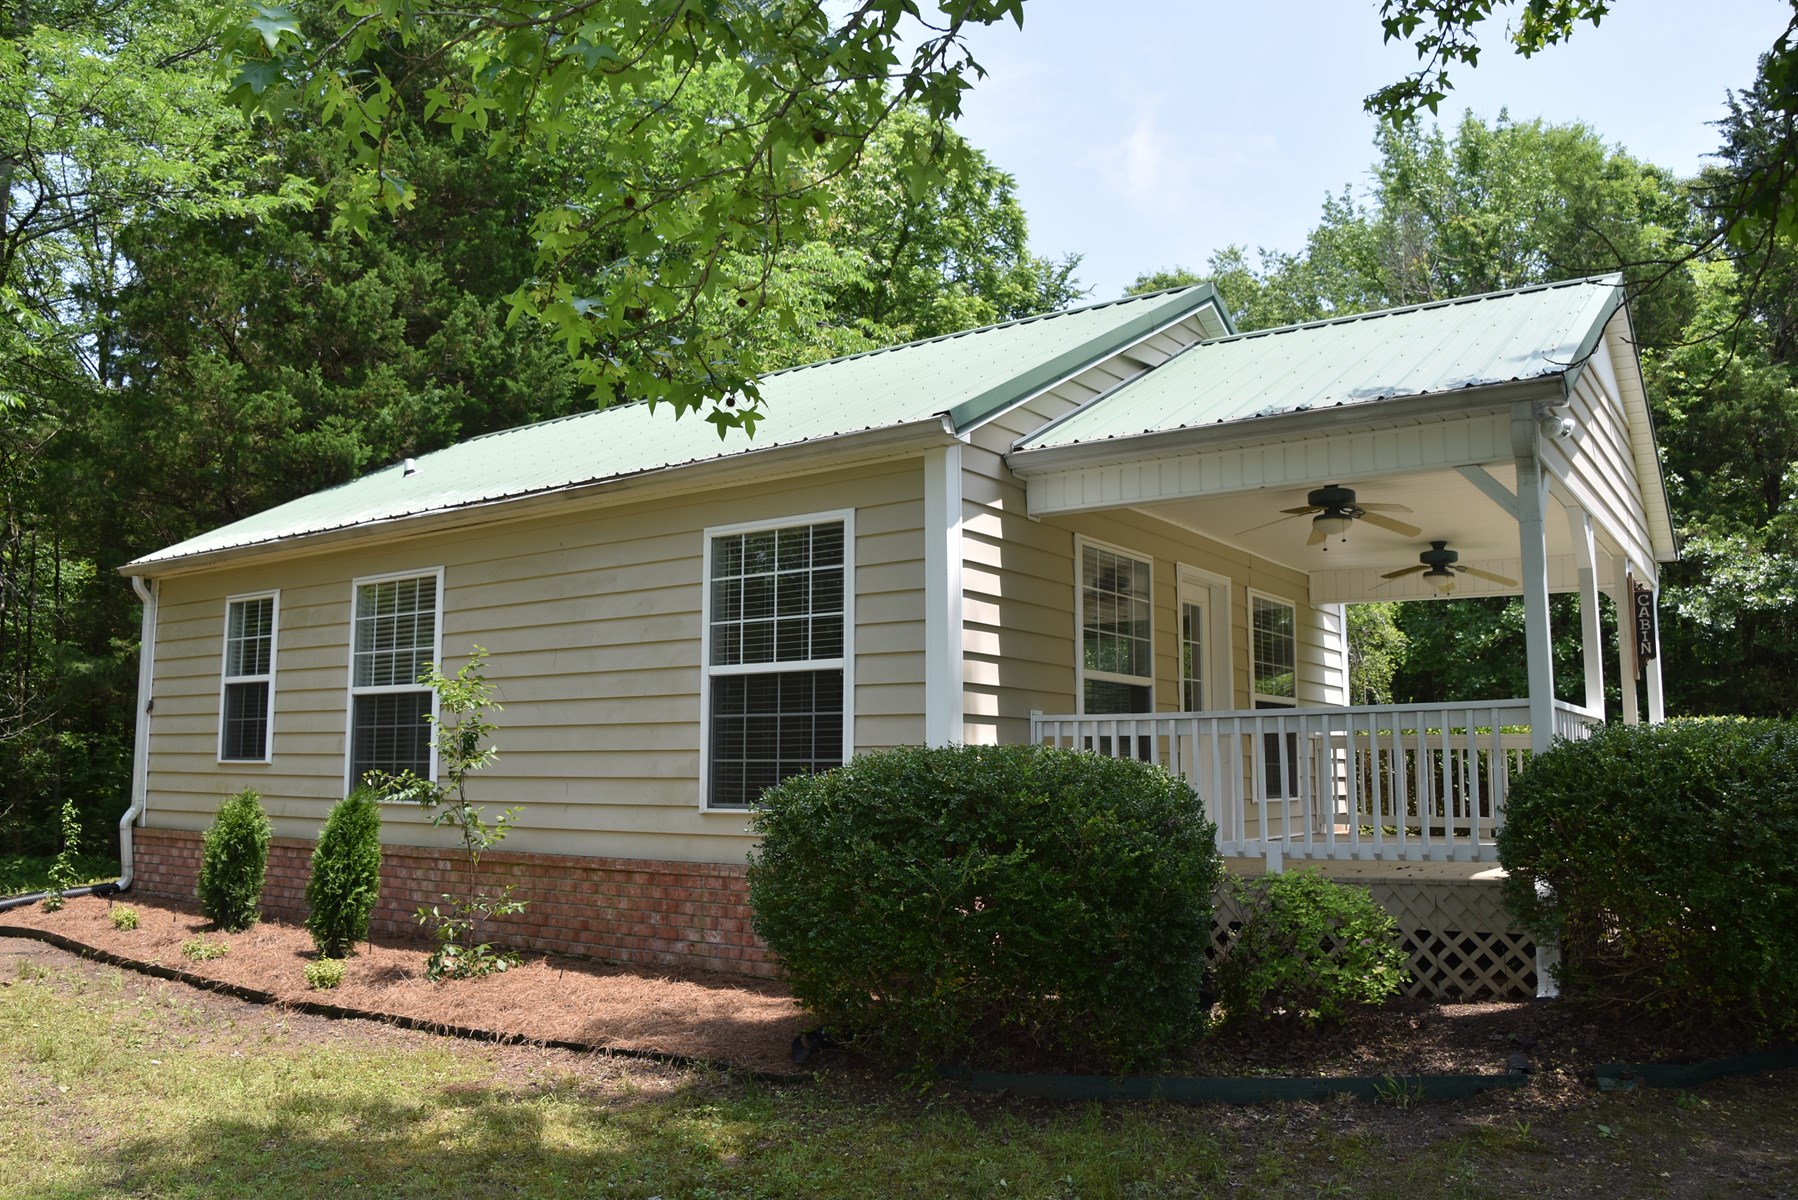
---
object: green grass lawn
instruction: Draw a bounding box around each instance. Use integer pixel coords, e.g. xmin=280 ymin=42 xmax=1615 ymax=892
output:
xmin=3 ymin=945 xmax=1796 ymax=1200
xmin=0 ymin=854 xmax=119 ymax=898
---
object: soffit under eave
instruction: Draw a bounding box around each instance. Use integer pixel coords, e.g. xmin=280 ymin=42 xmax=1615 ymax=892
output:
xmin=1007 ymin=384 xmax=1554 ymax=518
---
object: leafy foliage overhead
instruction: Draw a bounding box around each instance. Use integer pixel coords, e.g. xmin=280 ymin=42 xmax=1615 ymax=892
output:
xmin=219 ymin=0 xmax=1037 ymax=433
xmin=1367 ymin=2 xmax=1798 ymax=284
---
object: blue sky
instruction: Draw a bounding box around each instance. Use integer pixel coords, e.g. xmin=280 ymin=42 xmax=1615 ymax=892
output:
xmin=949 ymin=1 xmax=1795 ymax=299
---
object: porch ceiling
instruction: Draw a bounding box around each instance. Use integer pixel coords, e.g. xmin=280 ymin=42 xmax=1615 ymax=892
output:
xmin=1140 ymin=464 xmax=1624 ymax=604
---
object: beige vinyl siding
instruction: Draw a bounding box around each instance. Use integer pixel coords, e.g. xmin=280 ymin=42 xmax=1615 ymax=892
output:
xmin=958 ymin=321 xmax=1208 ymax=743
xmin=142 ymin=459 xmax=925 ymax=865
xmin=1540 ymin=334 xmax=1658 ymax=576
xmin=956 ymin=319 xmax=1341 ymax=743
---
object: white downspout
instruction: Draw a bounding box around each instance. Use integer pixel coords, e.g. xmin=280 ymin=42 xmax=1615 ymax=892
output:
xmin=121 ymin=575 xmax=158 ymax=889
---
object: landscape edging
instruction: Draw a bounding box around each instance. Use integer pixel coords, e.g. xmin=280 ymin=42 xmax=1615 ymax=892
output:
xmin=12 ymin=922 xmax=1793 ymax=1102
xmin=0 ymin=923 xmax=796 ymax=1082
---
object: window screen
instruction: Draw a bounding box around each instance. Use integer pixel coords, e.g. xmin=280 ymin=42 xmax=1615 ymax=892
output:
xmin=220 ymin=595 xmax=275 ymax=761
xmin=349 ymin=573 xmax=438 ymax=780
xmin=1081 ymin=543 xmax=1153 ymax=714
xmin=707 ymin=521 xmax=846 ymax=808
xmin=1251 ymin=594 xmax=1297 ymax=701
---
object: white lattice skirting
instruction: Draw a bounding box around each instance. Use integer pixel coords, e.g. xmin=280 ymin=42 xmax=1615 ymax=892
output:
xmin=1211 ymin=878 xmax=1536 ymax=1001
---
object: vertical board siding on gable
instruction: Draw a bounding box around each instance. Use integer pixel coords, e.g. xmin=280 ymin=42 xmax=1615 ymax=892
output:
xmin=141 ymin=459 xmax=925 ymax=866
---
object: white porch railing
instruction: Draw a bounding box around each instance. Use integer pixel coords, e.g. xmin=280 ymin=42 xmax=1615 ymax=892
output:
xmin=1030 ymin=699 xmax=1602 ymax=865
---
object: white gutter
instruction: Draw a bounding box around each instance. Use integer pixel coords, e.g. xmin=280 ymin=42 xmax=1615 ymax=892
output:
xmin=121 ymin=575 xmax=158 ymax=889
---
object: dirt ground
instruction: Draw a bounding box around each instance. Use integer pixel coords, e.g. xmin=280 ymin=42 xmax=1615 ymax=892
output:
xmin=0 ymin=891 xmax=1781 ymax=1091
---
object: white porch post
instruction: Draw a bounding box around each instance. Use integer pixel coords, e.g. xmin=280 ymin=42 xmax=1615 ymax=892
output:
xmin=1567 ymin=507 xmax=1605 ymax=716
xmin=1614 ymin=561 xmax=1642 ymax=725
xmin=1517 ymin=407 xmax=1562 ymax=999
xmin=1614 ymin=573 xmax=1641 ymax=726
xmin=1514 ymin=407 xmax=1556 ymax=754
xmin=1645 ymin=577 xmax=1667 ymax=724
xmin=923 ymin=444 xmax=965 ymax=746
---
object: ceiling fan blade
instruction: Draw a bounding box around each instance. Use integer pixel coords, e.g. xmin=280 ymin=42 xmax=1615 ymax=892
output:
xmin=1233 ymin=512 xmax=1305 ymax=536
xmin=1358 ymin=511 xmax=1424 ymax=538
xmin=1307 ymin=523 xmax=1329 ymax=546
xmin=1280 ymin=505 xmax=1323 ymax=515
xmin=1380 ymin=565 xmax=1429 ymax=580
xmin=1357 ymin=502 xmax=1414 ymax=514
xmin=1456 ymin=565 xmax=1520 ymax=587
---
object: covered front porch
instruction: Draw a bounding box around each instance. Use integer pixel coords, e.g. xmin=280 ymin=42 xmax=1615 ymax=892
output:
xmin=1006 ymin=278 xmax=1679 ymax=872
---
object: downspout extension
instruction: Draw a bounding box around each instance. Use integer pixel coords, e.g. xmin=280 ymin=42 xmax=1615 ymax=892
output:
xmin=119 ymin=575 xmax=159 ymax=892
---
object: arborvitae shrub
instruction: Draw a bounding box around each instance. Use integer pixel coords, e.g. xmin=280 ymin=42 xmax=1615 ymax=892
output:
xmin=747 ymin=744 xmax=1223 ymax=1073
xmin=195 ymin=789 xmax=271 ymax=931
xmin=1500 ymin=718 xmax=1798 ymax=1038
xmin=306 ymin=788 xmax=383 ymax=957
xmin=1212 ymin=871 xmax=1408 ymax=1026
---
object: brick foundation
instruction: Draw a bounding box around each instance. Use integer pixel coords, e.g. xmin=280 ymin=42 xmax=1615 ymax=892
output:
xmin=131 ymin=827 xmax=777 ymax=978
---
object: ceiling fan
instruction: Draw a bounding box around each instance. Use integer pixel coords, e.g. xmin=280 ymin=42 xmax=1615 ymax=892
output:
xmin=1381 ymin=541 xmax=1519 ymax=594
xmin=1238 ymin=484 xmax=1423 ymax=546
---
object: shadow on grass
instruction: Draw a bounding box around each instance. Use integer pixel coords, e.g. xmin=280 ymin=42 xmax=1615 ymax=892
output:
xmin=64 ymin=1075 xmax=768 ymax=1200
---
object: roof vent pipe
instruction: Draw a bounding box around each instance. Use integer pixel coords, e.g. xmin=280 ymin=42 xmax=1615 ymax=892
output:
xmin=403 ymin=458 xmax=417 ymax=476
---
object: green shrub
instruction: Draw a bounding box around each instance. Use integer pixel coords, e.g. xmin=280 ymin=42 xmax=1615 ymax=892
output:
xmin=306 ymin=789 xmax=383 ymax=958
xmin=747 ymin=744 xmax=1223 ymax=1073
xmin=181 ymin=936 xmax=229 ymax=962
xmin=304 ymin=958 xmax=347 ymax=990
xmin=109 ymin=905 xmax=140 ymax=931
xmin=1500 ymin=718 xmax=1798 ymax=1037
xmin=195 ymin=789 xmax=271 ymax=931
xmin=41 ymin=799 xmax=82 ymax=912
xmin=1212 ymin=870 xmax=1408 ymax=1026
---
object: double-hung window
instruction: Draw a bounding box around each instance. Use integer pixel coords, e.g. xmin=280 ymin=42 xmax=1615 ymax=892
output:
xmin=219 ymin=593 xmax=277 ymax=762
xmin=704 ymin=514 xmax=851 ymax=810
xmin=1251 ymin=592 xmax=1299 ymax=798
xmin=348 ymin=570 xmax=441 ymax=784
xmin=1078 ymin=540 xmax=1154 ymax=714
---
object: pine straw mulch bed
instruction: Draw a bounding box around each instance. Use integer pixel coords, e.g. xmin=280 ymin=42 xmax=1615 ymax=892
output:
xmin=1 ymin=892 xmax=1779 ymax=1098
xmin=1 ymin=893 xmax=807 ymax=1076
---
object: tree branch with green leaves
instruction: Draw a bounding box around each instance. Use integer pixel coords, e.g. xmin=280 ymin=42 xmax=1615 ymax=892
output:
xmin=217 ymin=0 xmax=1033 ymax=434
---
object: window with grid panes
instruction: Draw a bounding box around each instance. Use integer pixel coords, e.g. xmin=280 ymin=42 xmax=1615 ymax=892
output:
xmin=1080 ymin=543 xmax=1153 ymax=713
xmin=1251 ymin=593 xmax=1299 ymax=797
xmin=706 ymin=520 xmax=846 ymax=809
xmin=349 ymin=573 xmax=438 ymax=781
xmin=220 ymin=594 xmax=276 ymax=761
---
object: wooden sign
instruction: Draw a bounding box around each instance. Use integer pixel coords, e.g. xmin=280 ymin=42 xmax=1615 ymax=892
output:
xmin=1633 ymin=583 xmax=1657 ymax=663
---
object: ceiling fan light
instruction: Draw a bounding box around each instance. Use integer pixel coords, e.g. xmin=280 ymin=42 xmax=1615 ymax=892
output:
xmin=1426 ymin=567 xmax=1456 ymax=594
xmin=1313 ymin=511 xmax=1353 ymax=537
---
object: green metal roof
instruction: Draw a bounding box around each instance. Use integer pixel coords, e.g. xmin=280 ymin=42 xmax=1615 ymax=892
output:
xmin=1015 ymin=276 xmax=1625 ymax=453
xmin=129 ymin=284 xmax=1224 ymax=570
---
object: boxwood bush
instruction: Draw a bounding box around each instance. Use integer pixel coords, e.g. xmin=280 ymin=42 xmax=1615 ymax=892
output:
xmin=196 ymin=788 xmax=271 ymax=932
xmin=306 ymin=788 xmax=383 ymax=958
xmin=746 ymin=744 xmax=1222 ymax=1072
xmin=1500 ymin=718 xmax=1798 ymax=1036
xmin=1212 ymin=870 xmax=1408 ymax=1026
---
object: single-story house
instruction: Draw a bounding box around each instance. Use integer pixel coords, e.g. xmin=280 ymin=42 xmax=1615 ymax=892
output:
xmin=118 ymin=274 xmax=1675 ymax=995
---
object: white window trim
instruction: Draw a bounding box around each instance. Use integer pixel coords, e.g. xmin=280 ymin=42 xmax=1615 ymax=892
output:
xmin=343 ymin=565 xmax=445 ymax=797
xmin=699 ymin=509 xmax=856 ymax=813
xmin=1074 ymin=534 xmax=1155 ymax=715
xmin=1176 ymin=564 xmax=1232 ymax=713
xmin=1247 ymin=588 xmax=1299 ymax=708
xmin=217 ymin=589 xmax=279 ymax=764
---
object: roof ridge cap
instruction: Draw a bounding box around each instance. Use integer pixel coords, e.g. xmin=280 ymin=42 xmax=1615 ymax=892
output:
xmin=1198 ymin=275 xmax=1621 ymax=346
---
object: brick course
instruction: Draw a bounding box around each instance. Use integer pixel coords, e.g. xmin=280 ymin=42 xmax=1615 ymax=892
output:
xmin=131 ymin=827 xmax=777 ymax=978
